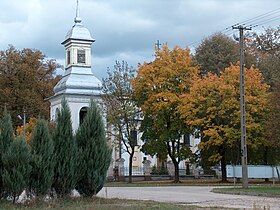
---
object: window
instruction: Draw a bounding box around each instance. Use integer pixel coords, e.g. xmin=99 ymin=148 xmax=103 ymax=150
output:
xmin=184 ymin=134 xmax=190 ymax=146
xmin=77 ymin=50 xmax=85 ymax=64
xmin=130 ymin=129 xmax=138 ymax=146
xmin=79 ymin=107 xmax=88 ymax=125
xmin=55 ymin=108 xmax=59 ymax=120
xmin=67 ymin=51 xmax=71 ymax=65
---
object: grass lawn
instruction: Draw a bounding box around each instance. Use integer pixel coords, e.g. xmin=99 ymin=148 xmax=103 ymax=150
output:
xmin=212 ymin=186 xmax=280 ymax=197
xmin=0 ymin=196 xmax=221 ymax=210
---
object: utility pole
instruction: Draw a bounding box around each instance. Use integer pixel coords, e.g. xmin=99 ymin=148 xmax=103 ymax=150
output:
xmin=233 ymin=25 xmax=251 ymax=189
xmin=23 ymin=109 xmax=26 ymax=140
xmin=17 ymin=108 xmax=27 ymax=140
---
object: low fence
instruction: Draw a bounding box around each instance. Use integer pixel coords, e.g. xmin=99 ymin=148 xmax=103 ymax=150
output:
xmin=109 ymin=166 xmax=216 ymax=182
xmin=123 ymin=166 xmax=145 ymax=175
xmin=226 ymin=165 xmax=280 ymax=180
xmin=121 ymin=167 xmax=191 ymax=176
xmin=109 ymin=165 xmax=280 ymax=182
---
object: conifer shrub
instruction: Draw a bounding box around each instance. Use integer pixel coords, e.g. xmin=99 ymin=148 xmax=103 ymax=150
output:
xmin=0 ymin=107 xmax=14 ymax=149
xmin=76 ymin=100 xmax=112 ymax=196
xmin=2 ymin=136 xmax=31 ymax=203
xmin=0 ymin=125 xmax=3 ymax=198
xmin=30 ymin=119 xmax=54 ymax=195
xmin=52 ymin=99 xmax=78 ymax=197
xmin=0 ymin=107 xmax=15 ymax=198
xmin=0 ymin=135 xmax=4 ymax=200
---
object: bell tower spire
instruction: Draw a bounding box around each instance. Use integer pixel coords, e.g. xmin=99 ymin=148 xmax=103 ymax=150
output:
xmin=61 ymin=0 xmax=95 ymax=71
xmin=49 ymin=0 xmax=102 ymax=132
xmin=75 ymin=0 xmax=82 ymax=23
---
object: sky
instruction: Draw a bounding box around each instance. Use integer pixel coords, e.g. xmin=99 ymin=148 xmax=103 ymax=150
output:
xmin=0 ymin=0 xmax=279 ymax=79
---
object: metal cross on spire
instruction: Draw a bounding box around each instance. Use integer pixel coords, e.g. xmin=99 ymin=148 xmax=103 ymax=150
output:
xmin=74 ymin=0 xmax=82 ymax=23
xmin=155 ymin=40 xmax=161 ymax=50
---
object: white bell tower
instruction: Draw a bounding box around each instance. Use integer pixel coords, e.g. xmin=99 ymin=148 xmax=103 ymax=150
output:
xmin=48 ymin=0 xmax=102 ymax=131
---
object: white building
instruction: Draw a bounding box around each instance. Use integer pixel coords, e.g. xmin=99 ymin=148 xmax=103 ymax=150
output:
xmin=48 ymin=2 xmax=201 ymax=177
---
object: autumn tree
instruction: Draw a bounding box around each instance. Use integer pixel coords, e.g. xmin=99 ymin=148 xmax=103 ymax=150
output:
xmin=75 ymin=100 xmax=112 ymax=195
xmin=102 ymin=61 xmax=140 ymax=183
xmin=195 ymin=33 xmax=239 ymax=76
xmin=16 ymin=117 xmax=38 ymax=145
xmin=52 ymin=99 xmax=77 ymax=197
xmin=133 ymin=44 xmax=198 ymax=182
xmin=0 ymin=45 xmax=62 ymax=126
xmin=179 ymin=65 xmax=270 ymax=181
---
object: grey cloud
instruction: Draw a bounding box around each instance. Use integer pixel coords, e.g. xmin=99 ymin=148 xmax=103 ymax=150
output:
xmin=0 ymin=0 xmax=279 ymax=80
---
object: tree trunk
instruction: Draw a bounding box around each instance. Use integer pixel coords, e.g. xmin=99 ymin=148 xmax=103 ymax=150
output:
xmin=118 ymin=134 xmax=122 ymax=160
xmin=221 ymin=153 xmax=227 ymax=182
xmin=169 ymin=156 xmax=180 ymax=183
xmin=128 ymin=149 xmax=134 ymax=183
xmin=173 ymin=160 xmax=180 ymax=183
xmin=166 ymin=141 xmax=180 ymax=183
xmin=264 ymin=147 xmax=269 ymax=182
xmin=264 ymin=146 xmax=268 ymax=165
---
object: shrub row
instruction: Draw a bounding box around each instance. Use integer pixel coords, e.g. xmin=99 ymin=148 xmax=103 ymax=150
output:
xmin=0 ymin=100 xmax=112 ymax=203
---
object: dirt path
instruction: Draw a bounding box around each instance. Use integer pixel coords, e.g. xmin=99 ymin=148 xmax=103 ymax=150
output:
xmin=98 ymin=186 xmax=280 ymax=209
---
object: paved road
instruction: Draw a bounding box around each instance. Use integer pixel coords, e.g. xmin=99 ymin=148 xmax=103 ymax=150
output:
xmin=98 ymin=186 xmax=280 ymax=209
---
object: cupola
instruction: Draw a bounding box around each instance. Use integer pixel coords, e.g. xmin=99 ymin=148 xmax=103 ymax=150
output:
xmin=61 ymin=0 xmax=95 ymax=70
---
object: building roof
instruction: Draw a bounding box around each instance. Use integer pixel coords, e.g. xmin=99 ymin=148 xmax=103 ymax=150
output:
xmin=62 ymin=15 xmax=95 ymax=44
xmin=53 ymin=67 xmax=102 ymax=96
xmin=50 ymin=1 xmax=101 ymax=99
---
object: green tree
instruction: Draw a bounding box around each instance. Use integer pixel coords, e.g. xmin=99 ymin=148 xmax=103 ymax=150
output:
xmin=195 ymin=33 xmax=239 ymax=76
xmin=0 ymin=45 xmax=62 ymax=126
xmin=140 ymin=111 xmax=169 ymax=165
xmin=264 ymin=80 xmax=280 ymax=164
xmin=246 ymin=26 xmax=280 ymax=88
xmin=246 ymin=26 xmax=280 ymax=164
xmin=2 ymin=136 xmax=31 ymax=203
xmin=133 ymin=44 xmax=198 ymax=182
xmin=0 ymin=107 xmax=14 ymax=197
xmin=29 ymin=119 xmax=54 ymax=195
xmin=102 ymin=61 xmax=139 ymax=183
xmin=76 ymin=100 xmax=112 ymax=195
xmin=179 ymin=65 xmax=270 ymax=181
xmin=52 ymin=99 xmax=77 ymax=197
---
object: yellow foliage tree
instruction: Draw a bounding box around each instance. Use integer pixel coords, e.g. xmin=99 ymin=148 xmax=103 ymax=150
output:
xmin=133 ymin=44 xmax=199 ymax=182
xmin=16 ymin=117 xmax=38 ymax=144
xmin=179 ymin=65 xmax=270 ymax=181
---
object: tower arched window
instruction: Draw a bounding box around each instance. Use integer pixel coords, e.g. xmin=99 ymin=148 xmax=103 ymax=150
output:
xmin=77 ymin=49 xmax=85 ymax=64
xmin=79 ymin=107 xmax=88 ymax=125
xmin=67 ymin=50 xmax=71 ymax=65
xmin=55 ymin=108 xmax=60 ymax=121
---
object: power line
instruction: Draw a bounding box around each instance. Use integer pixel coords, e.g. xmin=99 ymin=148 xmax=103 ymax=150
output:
xmin=187 ymin=8 xmax=280 ymax=49
xmin=239 ymin=8 xmax=280 ymax=26
xmin=253 ymin=14 xmax=280 ymax=28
